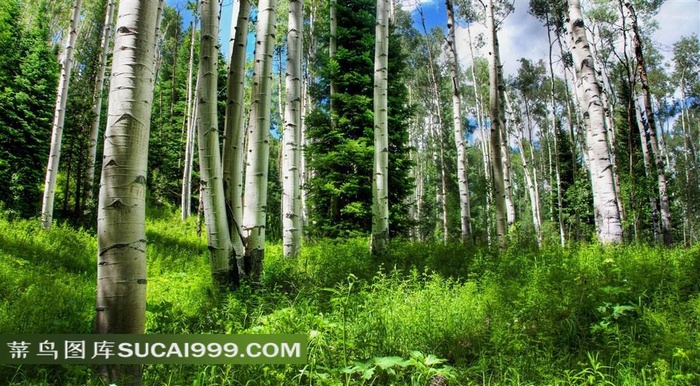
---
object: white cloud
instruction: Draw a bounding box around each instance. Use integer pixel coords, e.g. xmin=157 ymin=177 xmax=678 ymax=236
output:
xmin=449 ymin=0 xmax=700 ymax=77
xmin=453 ymin=1 xmax=550 ymax=77
xmin=399 ymin=0 xmax=436 ymax=13
xmin=652 ymin=0 xmax=700 ymax=61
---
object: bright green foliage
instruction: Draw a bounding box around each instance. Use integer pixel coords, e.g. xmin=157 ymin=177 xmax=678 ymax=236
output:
xmin=305 ymin=0 xmax=414 ymax=238
xmin=0 ymin=0 xmax=58 ymax=217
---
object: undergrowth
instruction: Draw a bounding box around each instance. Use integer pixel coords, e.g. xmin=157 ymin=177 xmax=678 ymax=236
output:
xmin=0 ymin=210 xmax=699 ymax=385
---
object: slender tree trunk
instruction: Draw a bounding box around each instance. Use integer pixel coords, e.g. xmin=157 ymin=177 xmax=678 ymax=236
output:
xmin=197 ymin=0 xmax=235 ymax=287
xmin=41 ymin=0 xmax=82 ymax=230
xmin=567 ymin=0 xmax=623 ymax=244
xmin=546 ymin=22 xmax=565 ymax=246
xmin=626 ymin=2 xmax=672 ymax=244
xmin=371 ymin=0 xmax=390 ymax=255
xmin=486 ymin=0 xmax=507 ymax=246
xmin=634 ymin=93 xmax=661 ymax=241
xmin=221 ymin=0 xmax=250 ymax=276
xmin=418 ymin=6 xmax=448 ymax=243
xmin=512 ymin=95 xmax=542 ymax=246
xmin=445 ymin=0 xmax=472 ymax=243
xmin=282 ymin=0 xmax=303 ymax=258
xmin=168 ymin=14 xmax=180 ymax=120
xmin=94 ymin=0 xmax=159 ymax=382
xmin=496 ymin=56 xmax=515 ymax=227
xmin=499 ymin=69 xmax=515 ymax=227
xmin=181 ymin=13 xmax=198 ymax=220
xmin=182 ymin=76 xmax=198 ymax=220
xmin=467 ymin=24 xmax=492 ymax=244
xmin=516 ymin=128 xmax=542 ymax=246
xmin=301 ymin=0 xmax=317 ymax=230
xmin=243 ymin=0 xmax=277 ymax=281
xmin=84 ymin=0 xmax=115 ymax=208
xmin=329 ymin=0 xmax=337 ymax=125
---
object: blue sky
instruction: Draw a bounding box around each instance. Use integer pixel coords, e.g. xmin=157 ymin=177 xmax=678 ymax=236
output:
xmin=167 ymin=0 xmax=700 ymax=76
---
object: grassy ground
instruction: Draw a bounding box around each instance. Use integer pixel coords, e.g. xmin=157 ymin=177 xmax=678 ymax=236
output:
xmin=1 ymin=208 xmax=699 ymax=385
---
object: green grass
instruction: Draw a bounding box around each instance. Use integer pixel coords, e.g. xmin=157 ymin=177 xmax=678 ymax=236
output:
xmin=1 ymin=210 xmax=699 ymax=385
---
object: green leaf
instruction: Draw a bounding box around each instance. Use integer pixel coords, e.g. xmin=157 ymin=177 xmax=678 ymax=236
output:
xmin=424 ymin=354 xmax=447 ymax=366
xmin=373 ymin=356 xmax=404 ymax=370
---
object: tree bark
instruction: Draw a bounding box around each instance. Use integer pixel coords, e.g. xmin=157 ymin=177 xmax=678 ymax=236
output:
xmin=197 ymin=0 xmax=235 ymax=287
xmin=243 ymin=0 xmax=278 ymax=281
xmin=567 ymin=0 xmax=623 ymax=244
xmin=222 ymin=0 xmax=251 ymax=274
xmin=371 ymin=0 xmax=390 ymax=255
xmin=94 ymin=0 xmax=159 ymax=382
xmin=329 ymin=0 xmax=337 ymax=125
xmin=486 ymin=0 xmax=507 ymax=246
xmin=445 ymin=0 xmax=472 ymax=243
xmin=282 ymin=0 xmax=303 ymax=257
xmin=625 ymin=2 xmax=672 ymax=245
xmin=181 ymin=12 xmax=198 ymax=220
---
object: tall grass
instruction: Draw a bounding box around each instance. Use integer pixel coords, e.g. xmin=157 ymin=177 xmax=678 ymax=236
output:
xmin=0 ymin=210 xmax=698 ymax=384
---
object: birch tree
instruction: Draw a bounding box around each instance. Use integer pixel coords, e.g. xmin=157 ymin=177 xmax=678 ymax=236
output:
xmin=221 ymin=0 xmax=250 ymax=264
xmin=221 ymin=0 xmax=250 ymax=225
xmin=567 ymin=0 xmax=623 ymax=243
xmin=243 ymin=0 xmax=278 ymax=281
xmin=485 ymin=0 xmax=507 ymax=245
xmin=197 ymin=0 xmax=236 ymax=287
xmin=445 ymin=0 xmax=472 ymax=243
xmin=371 ymin=0 xmax=389 ymax=255
xmin=84 ymin=0 xmax=115 ymax=205
xmin=181 ymin=9 xmax=198 ymax=220
xmin=94 ymin=0 xmax=159 ymax=382
xmin=40 ymin=0 xmax=82 ymax=230
xmin=417 ymin=6 xmax=449 ymax=243
xmin=282 ymin=0 xmax=303 ymax=257
xmin=625 ymin=1 xmax=672 ymax=244
xmin=329 ymin=0 xmax=337 ymax=123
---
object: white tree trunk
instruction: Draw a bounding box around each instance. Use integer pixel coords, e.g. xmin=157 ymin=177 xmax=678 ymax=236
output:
xmin=468 ymin=25 xmax=493 ymax=245
xmin=517 ymin=125 xmax=542 ymax=246
xmin=545 ymin=23 xmax=566 ymax=247
xmin=418 ymin=6 xmax=448 ymax=243
xmin=222 ymin=0 xmax=251 ymax=274
xmin=197 ymin=0 xmax=234 ymax=286
xmin=243 ymin=0 xmax=278 ymax=280
xmin=181 ymin=13 xmax=198 ymax=220
xmin=329 ymin=0 xmax=337 ymax=122
xmin=182 ymin=71 xmax=198 ymax=221
xmin=445 ymin=0 xmax=471 ymax=243
xmin=634 ymin=95 xmax=661 ymax=241
xmin=41 ymin=0 xmax=82 ymax=230
xmin=84 ymin=0 xmax=115 ymax=206
xmin=371 ymin=0 xmax=390 ymax=255
xmin=568 ymin=0 xmax=623 ymax=244
xmin=94 ymin=0 xmax=158 ymax=382
xmin=282 ymin=0 xmax=303 ymax=258
xmin=486 ymin=0 xmax=507 ymax=246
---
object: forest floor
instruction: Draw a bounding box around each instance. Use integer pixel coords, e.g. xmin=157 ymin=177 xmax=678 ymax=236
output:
xmin=1 ymin=207 xmax=699 ymax=385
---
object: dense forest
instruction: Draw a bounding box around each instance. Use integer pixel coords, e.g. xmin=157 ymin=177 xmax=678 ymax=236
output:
xmin=0 ymin=0 xmax=699 ymax=384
